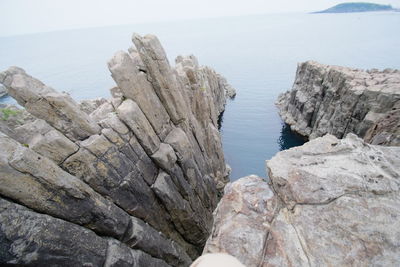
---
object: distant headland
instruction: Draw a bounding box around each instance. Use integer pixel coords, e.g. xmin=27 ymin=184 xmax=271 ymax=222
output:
xmin=314 ymin=2 xmax=397 ymax=13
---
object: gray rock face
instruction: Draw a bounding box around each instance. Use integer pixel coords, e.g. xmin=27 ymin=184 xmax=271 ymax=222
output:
xmin=0 ymin=84 xmax=7 ymax=97
xmin=0 ymin=198 xmax=170 ymax=267
xmin=277 ymin=61 xmax=400 ymax=146
xmin=203 ymin=175 xmax=280 ymax=267
xmin=0 ymin=33 xmax=235 ymax=266
xmin=1 ymin=67 xmax=101 ymax=141
xmin=0 ymin=104 xmax=35 ymax=138
xmin=204 ymin=134 xmax=400 ymax=266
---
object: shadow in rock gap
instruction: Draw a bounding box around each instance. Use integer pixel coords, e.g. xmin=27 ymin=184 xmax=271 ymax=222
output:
xmin=217 ymin=110 xmax=224 ymax=130
xmin=278 ymin=123 xmax=307 ymax=151
xmin=218 ymin=95 xmax=235 ymax=130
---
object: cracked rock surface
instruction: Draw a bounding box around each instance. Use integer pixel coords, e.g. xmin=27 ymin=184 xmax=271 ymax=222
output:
xmin=0 ymin=33 xmax=235 ymax=266
xmin=0 ymin=84 xmax=7 ymax=97
xmin=204 ymin=134 xmax=400 ymax=266
xmin=276 ymin=61 xmax=400 ymax=146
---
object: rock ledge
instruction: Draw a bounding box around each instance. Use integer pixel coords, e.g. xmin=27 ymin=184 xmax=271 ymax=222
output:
xmin=204 ymin=134 xmax=400 ymax=266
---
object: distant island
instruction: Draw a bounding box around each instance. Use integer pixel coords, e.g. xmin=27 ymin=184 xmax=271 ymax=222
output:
xmin=314 ymin=2 xmax=396 ymax=13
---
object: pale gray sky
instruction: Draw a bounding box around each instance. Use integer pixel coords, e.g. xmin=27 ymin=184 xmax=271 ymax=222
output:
xmin=0 ymin=0 xmax=398 ymax=36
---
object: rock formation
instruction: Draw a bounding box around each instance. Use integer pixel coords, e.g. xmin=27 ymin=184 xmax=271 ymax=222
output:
xmin=204 ymin=134 xmax=400 ymax=266
xmin=277 ymin=61 xmax=400 ymax=146
xmin=0 ymin=84 xmax=7 ymax=97
xmin=0 ymin=33 xmax=235 ymax=266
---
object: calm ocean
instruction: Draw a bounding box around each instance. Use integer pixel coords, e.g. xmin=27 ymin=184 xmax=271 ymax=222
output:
xmin=1 ymin=12 xmax=399 ymax=180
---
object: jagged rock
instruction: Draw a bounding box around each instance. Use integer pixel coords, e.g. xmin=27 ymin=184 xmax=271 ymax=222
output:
xmin=0 ymin=132 xmax=131 ymax=240
xmin=124 ymin=216 xmax=192 ymax=266
xmin=1 ymin=67 xmax=101 ymax=141
xmin=0 ymin=198 xmax=170 ymax=267
xmin=204 ymin=134 xmax=400 ymax=266
xmin=0 ymin=33 xmax=235 ymax=266
xmin=277 ymin=61 xmax=400 ymax=146
xmin=108 ymin=50 xmax=172 ymax=139
xmin=0 ymin=84 xmax=7 ymax=97
xmin=203 ymin=175 xmax=280 ymax=267
xmin=132 ymin=34 xmax=189 ymax=125
xmin=152 ymin=171 xmax=211 ymax=247
xmin=80 ymin=97 xmax=108 ymax=114
xmin=0 ymin=104 xmax=35 ymax=138
xmin=151 ymin=143 xmax=178 ymax=171
xmin=175 ymin=55 xmax=235 ymax=117
xmin=89 ymin=101 xmax=115 ymax=122
xmin=14 ymin=119 xmax=79 ymax=164
xmin=117 ymin=99 xmax=161 ymax=155
xmin=364 ymin=100 xmax=400 ymax=145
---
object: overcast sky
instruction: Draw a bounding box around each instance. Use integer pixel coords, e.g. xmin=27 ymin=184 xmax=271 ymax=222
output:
xmin=0 ymin=0 xmax=398 ymax=36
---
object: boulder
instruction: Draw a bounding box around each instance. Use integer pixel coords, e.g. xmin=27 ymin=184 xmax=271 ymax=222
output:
xmin=203 ymin=175 xmax=280 ymax=267
xmin=204 ymin=134 xmax=400 ymax=266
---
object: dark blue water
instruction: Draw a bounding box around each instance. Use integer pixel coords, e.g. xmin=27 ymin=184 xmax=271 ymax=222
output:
xmin=1 ymin=12 xmax=399 ymax=180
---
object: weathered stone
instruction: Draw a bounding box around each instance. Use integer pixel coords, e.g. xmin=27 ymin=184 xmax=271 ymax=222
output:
xmin=1 ymin=67 xmax=100 ymax=140
xmin=99 ymin=111 xmax=130 ymax=136
xmin=124 ymin=216 xmax=192 ymax=266
xmin=0 ymin=84 xmax=7 ymax=97
xmin=132 ymin=34 xmax=189 ymax=124
xmin=0 ymin=104 xmax=35 ymax=138
xmin=108 ymin=50 xmax=172 ymax=139
xmin=267 ymin=134 xmax=400 ymax=208
xmin=364 ymin=101 xmax=400 ymax=146
xmin=105 ymin=239 xmax=171 ymax=267
xmin=277 ymin=61 xmax=400 ymax=146
xmin=0 ymin=197 xmax=108 ymax=266
xmin=62 ymin=144 xmax=175 ymax=241
xmin=264 ymin=194 xmax=400 ymax=267
xmin=151 ymin=142 xmax=177 ymax=170
xmin=110 ymin=86 xmax=124 ymax=108
xmin=90 ymin=101 xmax=115 ymax=122
xmin=165 ymin=127 xmax=193 ymax=161
xmin=80 ymin=97 xmax=108 ymax=114
xmin=0 ymin=33 xmax=235 ymax=265
xmin=117 ymin=99 xmax=161 ymax=155
xmin=205 ymin=134 xmax=400 ymax=267
xmin=14 ymin=119 xmax=79 ymax=164
xmin=152 ymin=171 xmax=209 ymax=247
xmin=203 ymin=175 xmax=280 ymax=267
xmin=176 ymin=55 xmax=235 ymax=123
xmin=0 ymin=198 xmax=170 ymax=267
xmin=0 ymin=132 xmax=130 ymax=240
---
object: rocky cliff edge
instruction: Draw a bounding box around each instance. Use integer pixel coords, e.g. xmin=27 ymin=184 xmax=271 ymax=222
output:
xmin=0 ymin=33 xmax=235 ymax=267
xmin=204 ymin=134 xmax=400 ymax=266
xmin=276 ymin=61 xmax=400 ymax=146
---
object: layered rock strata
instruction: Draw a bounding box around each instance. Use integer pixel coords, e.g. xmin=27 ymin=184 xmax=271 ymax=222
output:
xmin=277 ymin=61 xmax=400 ymax=146
xmin=204 ymin=134 xmax=400 ymax=266
xmin=0 ymin=33 xmax=235 ymax=266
